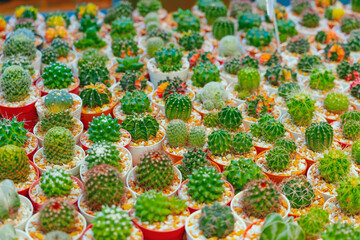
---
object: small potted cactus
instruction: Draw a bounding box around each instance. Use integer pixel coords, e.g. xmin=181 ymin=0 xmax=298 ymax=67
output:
xmin=221 ymin=56 xmax=260 ymax=85
xmin=322 ymin=222 xmax=360 ymax=239
xmin=29 ymin=169 xmax=83 ymax=211
xmin=244 ymin=29 xmax=273 ymax=55
xmin=318 ymin=92 xmax=353 ymax=123
xmin=305 ymin=68 xmax=339 ymax=100
xmin=331 ymin=111 xmax=360 ymax=148
xmin=73 ymin=27 xmax=109 ymax=53
xmin=284 ymin=37 xmax=312 ymax=57
xmin=179 ymin=31 xmax=206 ymax=52
xmin=298 ymin=11 xmax=322 ymax=37
xmin=134 ymin=0 xmax=166 ymax=20
xmin=297 ymin=54 xmax=323 ymax=76
xmin=190 ymin=62 xmax=221 ymax=89
xmin=110 ymin=36 xmax=139 ymax=59
xmin=130 ymin=190 xmax=189 ymax=240
xmin=33 ymin=126 xmax=85 ymax=176
xmin=350 ymin=77 xmax=360 ymax=109
xmin=263 ymin=64 xmax=297 ymax=95
xmin=126 ymin=150 xmax=181 ymax=197
xmin=218 ymin=35 xmax=245 ymax=59
xmin=297 ymin=207 xmax=329 ymax=239
xmin=109 ymin=55 xmax=144 ymax=82
xmin=232 ymin=67 xmax=261 ymax=101
xmin=237 ymin=12 xmax=261 ymax=33
xmin=1 ymin=55 xmax=39 ymax=82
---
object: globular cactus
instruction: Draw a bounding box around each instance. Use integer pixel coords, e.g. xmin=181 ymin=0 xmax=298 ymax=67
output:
xmin=134 ymin=190 xmax=187 ymax=223
xmin=120 ymin=71 xmax=146 ymax=92
xmin=120 ymin=90 xmax=151 ymax=115
xmin=291 ymin=0 xmax=311 ymax=14
xmin=3 ymin=34 xmax=36 ymax=60
xmin=85 ymin=142 xmax=121 ymax=171
xmin=78 ymin=63 xmax=110 ymax=87
xmin=336 ymin=177 xmax=360 ymax=215
xmin=51 ymin=38 xmax=70 ymax=58
xmin=230 ymin=1 xmax=252 ymax=18
xmin=155 ymin=44 xmax=183 ymax=72
xmin=305 ymin=122 xmax=333 ymax=153
xmin=173 ymin=9 xmax=200 ymax=33
xmin=43 ymin=127 xmax=75 ymax=165
xmin=0 ymin=145 xmax=30 ymax=183
xmin=246 ymin=95 xmax=274 ymax=119
xmin=318 ymin=150 xmax=351 ymax=183
xmin=207 ymin=129 xmax=232 ymax=156
xmin=197 ymin=82 xmax=228 ymax=111
xmin=0 ymin=180 xmax=21 ymax=221
xmin=79 ymin=84 xmax=112 ymax=109
xmin=224 ymin=57 xmax=241 ymax=75
xmin=217 ymin=106 xmax=243 ymax=131
xmin=343 ymin=120 xmax=360 ymax=141
xmin=341 ymin=17 xmax=360 ymax=34
xmin=149 ymin=27 xmax=172 ymax=42
xmin=136 ymin=151 xmax=174 ymax=190
xmin=223 ymin=158 xmax=264 ymax=193
xmin=286 ymin=92 xmax=316 ymax=127
xmin=84 ymin=164 xmax=124 ymax=211
xmin=165 ymin=93 xmax=192 ymax=121
xmin=235 ymin=67 xmax=260 ymax=95
xmin=189 ymin=126 xmax=206 ymax=148
xmin=41 ymin=48 xmax=59 ymax=65
xmin=322 ymin=222 xmax=360 ymax=239
xmin=324 ymin=92 xmax=350 ymax=114
xmin=274 ymin=138 xmax=297 ymax=154
xmin=120 ymin=114 xmax=159 ymax=142
xmin=237 ymin=12 xmax=261 ymax=32
xmin=301 ymin=12 xmax=320 ymax=28
xmin=136 ymin=0 xmax=162 ymax=17
xmin=278 ymin=82 xmax=300 ymax=100
xmin=296 ymin=207 xmax=329 ymax=239
xmin=40 ymin=111 xmax=74 ymax=132
xmin=110 ymin=17 xmax=136 ymax=39
xmin=297 ymin=55 xmax=322 ymax=74
xmin=203 ymin=113 xmax=219 ymax=128
xmin=241 ymin=56 xmax=260 ymax=69
xmin=199 ymin=203 xmax=235 ymax=238
xmin=92 ymin=206 xmax=132 ymax=240
xmin=245 ymin=29 xmax=273 ymax=48
xmin=287 ymin=38 xmax=310 ymax=54
xmin=39 ymin=198 xmax=77 ymax=233
xmin=166 ymin=119 xmax=189 ymax=148
xmin=0 ymin=118 xmax=28 ymax=148
xmin=348 ymin=35 xmax=360 ymax=52
xmin=242 ymin=179 xmax=281 ymax=219
xmin=1 ymin=55 xmax=34 ymax=76
xmin=352 ymin=140 xmax=360 ymax=165
xmin=187 ymin=167 xmax=225 ymax=204
xmin=280 ymin=176 xmax=315 ymax=209
xmin=112 ymin=38 xmax=139 ymax=58
xmin=191 ymin=62 xmax=220 ymax=88
xmin=266 ymin=147 xmax=291 ymax=172
xmin=88 ymin=114 xmax=121 ymax=143
xmin=218 ymin=36 xmax=244 ymax=57
xmin=262 ymin=118 xmax=286 ymax=143
xmin=42 ymin=63 xmax=74 ymax=90
xmin=351 ymin=80 xmax=360 ymax=99
xmin=179 ymin=31 xmax=204 ymax=51
xmin=78 ymin=48 xmax=109 ymax=68
xmin=44 ymin=231 xmax=71 ymax=240
xmin=324 ymin=43 xmax=350 ymax=62
xmin=204 ymin=1 xmax=227 ymax=25
xmin=264 ymin=64 xmax=297 ymax=87
xmin=232 ymin=132 xmax=253 ymax=155
xmin=40 ymin=169 xmax=73 ymax=197
xmin=146 ymin=37 xmax=165 ymax=58
xmin=309 ymin=68 xmax=335 ymax=91
xmin=0 ymin=65 xmax=31 ymax=103
xmin=250 ymin=115 xmax=274 ymax=139
xmin=158 ymin=77 xmax=187 ymax=100
xmin=178 ymin=148 xmax=207 ymax=179
xmin=44 ymin=90 xmax=74 ymax=114
xmin=278 ymin=19 xmax=298 ymax=42
xmin=212 ymin=17 xmax=234 ymax=40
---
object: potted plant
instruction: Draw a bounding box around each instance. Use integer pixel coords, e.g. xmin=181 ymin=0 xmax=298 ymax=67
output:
xmin=73 ymin=27 xmax=108 ymax=53
xmin=135 ymin=0 xmax=165 ymax=20
xmin=110 ymin=37 xmax=139 ymax=61
xmin=298 ymin=11 xmax=322 ymax=37
xmin=244 ymin=29 xmax=273 ymax=56
xmin=305 ymin=68 xmax=339 ymax=100
xmin=222 ymin=56 xmax=259 ymax=84
xmin=318 ymin=92 xmax=353 ymax=123
xmin=104 ymin=1 xmax=132 ymax=25
xmin=322 ymin=222 xmax=360 ymax=239
xmin=110 ymin=56 xmax=144 ymax=82
xmin=264 ymin=64 xmax=297 ymax=95
xmin=297 ymin=54 xmax=322 ymax=76
xmin=1 ymin=55 xmax=39 ymax=83
xmin=330 ymin=111 xmax=360 ymax=148
xmin=297 ymin=207 xmax=329 ymax=239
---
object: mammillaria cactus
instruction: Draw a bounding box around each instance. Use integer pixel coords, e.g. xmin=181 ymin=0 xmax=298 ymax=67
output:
xmin=120 ymin=114 xmax=159 ymax=142
xmin=134 ymin=190 xmax=186 ymax=223
xmin=280 ymin=176 xmax=315 ymax=209
xmin=286 ymin=92 xmax=316 ymax=127
xmin=204 ymin=1 xmax=227 ymax=25
xmin=39 ymin=198 xmax=77 ymax=233
xmin=212 ymin=17 xmax=234 ymax=40
xmin=235 ymin=67 xmax=260 ymax=95
xmin=191 ymin=62 xmax=220 ymax=87
xmin=266 ymin=147 xmax=291 ymax=172
xmin=245 ymin=29 xmax=273 ymax=48
xmin=274 ymin=138 xmax=297 ymax=154
xmin=179 ymin=31 xmax=204 ymax=51
xmin=291 ymin=0 xmax=311 ymax=14
xmin=110 ymin=17 xmax=136 ymax=39
xmin=92 ymin=206 xmax=132 ymax=240
xmin=309 ymin=68 xmax=335 ymax=91
xmin=297 ymin=207 xmax=329 ymax=239
xmin=352 ymin=140 xmax=360 ymax=164
xmin=241 ymin=56 xmax=259 ymax=69
xmin=1 ymin=55 xmax=34 ymax=76
xmin=43 ymin=127 xmax=75 ymax=165
xmin=88 ymin=114 xmax=121 ymax=143
xmin=238 ymin=12 xmax=261 ymax=32
xmin=343 ymin=120 xmax=360 ymax=140
xmin=336 ymin=177 xmax=360 ymax=215
xmin=260 ymin=213 xmax=305 ymax=239
xmin=0 ymin=65 xmax=31 ymax=103
xmin=298 ymin=55 xmax=322 ymax=73
xmin=85 ymin=142 xmax=121 ymax=171
xmin=0 ymin=118 xmax=28 ymax=148
xmin=136 ymin=151 xmax=174 ymax=190
xmin=41 ymin=48 xmax=59 ymax=65
xmin=322 ymin=222 xmax=360 ymax=239
xmin=318 ymin=150 xmax=351 ymax=183
xmin=189 ymin=126 xmax=206 ymax=148
xmin=217 ymin=106 xmax=243 ymax=131
xmin=199 ymin=203 xmax=235 ymax=238
xmin=166 ymin=119 xmax=189 ymax=148
xmin=40 ymin=169 xmax=73 ymax=197
xmin=232 ymin=132 xmax=253 ymax=155
xmin=44 ymin=231 xmax=71 ymax=240
xmin=0 ymin=180 xmax=20 ymax=220
xmin=305 ymin=122 xmax=333 ymax=152
xmin=242 ymin=179 xmax=281 ymax=219
xmin=278 ymin=82 xmax=301 ymax=100
xmin=0 ymin=145 xmax=30 ymax=183
xmin=78 ymin=63 xmax=110 ymax=87
xmin=224 ymin=57 xmax=241 ymax=75
xmin=218 ymin=35 xmax=244 ymax=57
xmin=264 ymin=64 xmax=297 ymax=87
xmin=44 ymin=90 xmax=73 ymax=114
xmin=84 ymin=164 xmax=124 ymax=211
xmin=223 ymin=158 xmax=264 ymax=193
xmin=120 ymin=90 xmax=151 ymax=115
xmin=287 ymin=38 xmax=310 ymax=54
xmin=80 ymin=84 xmax=111 ymax=109
xmin=149 ymin=27 xmax=171 ymax=42
xmin=301 ymin=12 xmax=320 ymax=28
xmin=155 ymin=45 xmax=183 ymax=72
xmin=178 ymin=148 xmax=207 ymax=179
xmin=3 ymin=34 xmax=36 ymax=60
xmin=207 ymin=129 xmax=232 ymax=156
xmin=324 ymin=92 xmax=350 ymax=114
xmin=196 ymin=82 xmax=228 ymax=111
xmin=42 ymin=63 xmax=74 ymax=90
xmin=165 ymin=93 xmax=192 ymax=121
xmin=137 ymin=0 xmax=162 ymax=17
xmin=341 ymin=17 xmax=360 ymax=34
xmin=187 ymin=167 xmax=225 ymax=204
xmin=40 ymin=111 xmax=74 ymax=132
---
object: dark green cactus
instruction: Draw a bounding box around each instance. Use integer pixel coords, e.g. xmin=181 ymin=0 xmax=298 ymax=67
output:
xmin=278 ymin=82 xmax=301 ymax=100
xmin=110 ymin=17 xmax=136 ymax=39
xmin=237 ymin=12 xmax=261 ymax=32
xmin=112 ymin=38 xmax=139 ymax=58
xmin=189 ymin=126 xmax=206 ymax=148
xmin=305 ymin=122 xmax=333 ymax=153
xmin=155 ymin=45 xmax=183 ymax=72
xmin=179 ymin=31 xmax=204 ymax=51
xmin=318 ymin=150 xmax=351 ymax=183
xmin=78 ymin=63 xmax=110 ymax=87
xmin=212 ymin=17 xmax=235 ymax=40
xmin=165 ymin=93 xmax=192 ymax=121
xmin=136 ymin=0 xmax=162 ymax=17
xmin=266 ymin=147 xmax=291 ymax=172
xmin=203 ymin=113 xmax=219 ymax=128
xmin=0 ymin=118 xmax=28 ymax=148
xmin=245 ymin=29 xmax=273 ymax=48
xmin=264 ymin=64 xmax=297 ymax=87
xmin=207 ymin=129 xmax=232 ymax=156
xmin=88 ymin=114 xmax=122 ymax=143
xmin=85 ymin=142 xmax=122 ymax=171
xmin=41 ymin=48 xmax=59 ymax=65
xmin=280 ymin=176 xmax=315 ymax=209
xmin=341 ymin=17 xmax=360 ymax=34
xmin=120 ymin=90 xmax=151 ymax=115
xmin=104 ymin=1 xmax=132 ymax=24
xmin=120 ymin=114 xmax=159 ymax=142
xmin=301 ymin=13 xmax=320 ymax=28
xmin=178 ymin=148 xmax=208 ymax=180
xmin=204 ymin=2 xmax=227 ymax=25
xmin=274 ymin=138 xmax=297 ymax=154
xmin=79 ymin=84 xmax=112 ymax=109
xmin=287 ymin=38 xmax=310 ymax=54
xmin=42 ymin=63 xmax=74 ymax=90
xmin=217 ymin=106 xmax=243 ymax=131
xmin=40 ymin=169 xmax=73 ymax=197
xmin=232 ymin=132 xmax=253 ymax=155
xmin=297 ymin=55 xmax=322 ymax=74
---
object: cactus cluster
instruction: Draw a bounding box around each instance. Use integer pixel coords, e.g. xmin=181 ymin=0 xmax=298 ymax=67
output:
xmin=224 ymin=57 xmax=242 ymax=75
xmin=110 ymin=17 xmax=136 ymax=40
xmin=264 ymin=64 xmax=297 ymax=87
xmin=278 ymin=82 xmax=301 ymax=100
xmin=238 ymin=12 xmax=261 ymax=32
xmin=250 ymin=115 xmax=286 ymax=143
xmin=245 ymin=29 xmax=273 ymax=48
xmin=178 ymin=148 xmax=208 ymax=179
xmin=120 ymin=71 xmax=147 ymax=92
xmin=155 ymin=45 xmax=183 ymax=72
xmin=80 ymin=84 xmax=112 ymax=109
xmin=120 ymin=90 xmax=151 ymax=115
xmin=120 ymin=114 xmax=159 ymax=142
xmin=246 ymin=95 xmax=274 ymax=119
xmin=278 ymin=19 xmax=298 ymax=42
xmin=137 ymin=0 xmax=162 ymax=17
xmin=104 ymin=1 xmax=132 ymax=24
xmin=165 ymin=93 xmax=192 ymax=121
xmin=0 ymin=118 xmax=28 ymax=148
xmin=337 ymin=61 xmax=360 ymax=81
xmin=309 ymin=68 xmax=335 ymax=91
xmin=191 ymin=62 xmax=220 ymax=87
xmin=179 ymin=31 xmax=204 ymax=51
xmin=1 ymin=55 xmax=34 ymax=76
xmin=40 ymin=169 xmax=73 ymax=197
xmin=196 ymin=82 xmax=228 ymax=111
xmin=157 ymin=77 xmax=187 ymax=99
xmin=0 ymin=145 xmax=30 ymax=183
xmin=173 ymin=9 xmax=201 ymax=33
xmin=88 ymin=114 xmax=121 ymax=143
xmin=305 ymin=122 xmax=333 ymax=152
xmin=318 ymin=150 xmax=351 ymax=183
xmin=341 ymin=17 xmax=360 ymax=34
xmin=41 ymin=48 xmax=59 ymax=65
xmin=287 ymin=38 xmax=310 ymax=54
xmin=166 ymin=119 xmax=189 ymax=148
xmin=42 ymin=63 xmax=74 ymax=90
xmin=286 ymin=92 xmax=316 ymax=127
xmin=280 ymin=176 xmax=315 ymax=209
xmin=1 ymin=65 xmax=31 ymax=103
xmin=85 ymin=142 xmax=121 ymax=171
xmin=112 ymin=38 xmax=139 ymax=58
xmin=296 ymin=207 xmax=330 ymax=239
xmin=301 ymin=12 xmax=320 ymax=28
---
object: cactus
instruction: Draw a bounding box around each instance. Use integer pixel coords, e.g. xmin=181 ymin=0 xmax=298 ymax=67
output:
xmin=274 ymin=138 xmax=297 ymax=154
xmin=204 ymin=1 xmax=227 ymax=25
xmin=207 ymin=129 xmax=232 ymax=156
xmin=85 ymin=142 xmax=121 ymax=171
xmin=0 ymin=180 xmax=21 ymax=220
xmin=104 ymin=1 xmax=132 ymax=24
xmin=315 ymin=30 xmax=328 ymax=44
xmin=88 ymin=114 xmax=121 ymax=143
xmin=278 ymin=19 xmax=298 ymax=42
xmin=44 ymin=231 xmax=71 ymax=240
xmin=1 ymin=55 xmax=34 ymax=76
xmin=42 ymin=63 xmax=74 ymax=90
xmin=166 ymin=119 xmax=189 ymax=148
xmin=324 ymin=92 xmax=350 ymax=114
xmin=120 ymin=114 xmax=159 ymax=142
xmin=224 ymin=57 xmax=241 ymax=75
xmin=191 ymin=62 xmax=220 ymax=87
xmin=223 ymin=158 xmax=264 ymax=193
xmin=188 ymin=167 xmax=225 ymax=204
xmin=262 ymin=118 xmax=286 ymax=143
xmin=40 ymin=169 xmax=73 ymax=197
xmin=158 ymin=77 xmax=187 ymax=99
xmin=119 ymin=71 xmax=146 ymax=92
xmin=250 ymin=115 xmax=277 ymax=139
xmin=318 ymin=150 xmax=351 ymax=183
xmin=84 ymin=164 xmax=124 ymax=211
xmin=348 ymin=35 xmax=360 ymax=52
xmin=92 ymin=206 xmax=132 ymax=240
xmin=0 ymin=118 xmax=28 ymax=148
xmin=41 ymin=48 xmax=59 ymax=65
xmin=46 ymin=11 xmax=70 ymax=28
xmin=134 ymin=190 xmax=186 ymax=223
xmin=237 ymin=12 xmax=261 ymax=32
xmin=280 ymin=176 xmax=315 ymax=209
xmin=242 ymin=179 xmax=281 ymax=219
xmin=291 ymin=0 xmax=311 ymax=14
xmin=39 ymin=198 xmax=77 ymax=233
xmin=341 ymin=111 xmax=360 ymax=125
xmin=343 ymin=120 xmax=360 ymax=141
xmin=230 ymin=1 xmax=252 ymax=18
xmin=287 ymin=38 xmax=310 ymax=54
xmin=232 ymin=132 xmax=253 ymax=155
xmin=337 ymin=61 xmax=360 ymax=81
xmin=217 ymin=106 xmax=243 ymax=131
xmin=218 ymin=35 xmax=244 ymax=57
xmin=0 ymin=145 xmax=30 ymax=183
xmin=351 ymin=79 xmax=360 ymax=99
xmin=297 ymin=207 xmax=329 ymax=239
xmin=324 ymin=43 xmax=350 ymax=62
xmin=235 ymin=67 xmax=260 ymax=95
xmin=173 ymin=9 xmax=200 ymax=33
xmin=278 ymin=82 xmax=301 ymax=100
xmin=245 ymin=29 xmax=273 ymax=48
xmin=78 ymin=48 xmax=109 ymax=68
xmin=212 ymin=17 xmax=234 ymax=40
xmin=286 ymin=92 xmax=316 ymax=127
xmin=44 ymin=90 xmax=73 ymax=114
xmin=336 ymin=177 xmax=360 ymax=215
xmin=120 ymin=90 xmax=151 ymax=115
xmin=199 ymin=203 xmax=235 ymax=238
xmin=3 ymin=34 xmax=36 ymax=60
xmin=322 ymin=222 xmax=360 ymax=239
xmin=43 ymin=127 xmax=75 ymax=165
xmin=78 ymin=63 xmax=110 ymax=87
xmin=203 ymin=113 xmax=219 ymax=128
xmin=309 ymin=68 xmax=335 ymax=91
xmin=148 ymin=28 xmax=171 ymax=42
xmin=0 ymin=65 xmax=31 ymax=103
xmin=79 ymin=84 xmax=111 ymax=109
xmin=189 ymin=126 xmax=206 ymax=148
xmin=264 ymin=64 xmax=297 ymax=87
xmin=165 ymin=93 xmax=192 ymax=121
xmin=178 ymin=148 xmax=208 ymax=179
xmin=352 ymin=140 xmax=360 ymax=164
xmin=112 ymin=38 xmax=138 ymax=58
xmin=178 ymin=31 xmax=204 ymax=51
xmin=137 ymin=0 xmax=162 ymax=17
xmin=266 ymin=147 xmax=290 ymax=172
xmin=301 ymin=12 xmax=320 ymax=28
xmin=110 ymin=17 xmax=136 ymax=39
xmin=155 ymin=45 xmax=183 ymax=72
xmin=49 ymin=39 xmax=69 ymax=58
xmin=146 ymin=37 xmax=165 ymax=58
xmin=341 ymin=17 xmax=360 ymax=34
xmin=40 ymin=111 xmax=74 ymax=132
xmin=136 ymin=151 xmax=174 ymax=190
xmin=305 ymin=122 xmax=333 ymax=153
xmin=298 ymin=55 xmax=322 ymax=74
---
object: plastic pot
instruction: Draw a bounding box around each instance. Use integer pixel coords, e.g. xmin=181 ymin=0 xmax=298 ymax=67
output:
xmin=17 ymin=161 xmax=40 ymax=197
xmin=80 ymin=103 xmax=117 ymax=129
xmin=35 ymin=76 xmax=80 ymax=96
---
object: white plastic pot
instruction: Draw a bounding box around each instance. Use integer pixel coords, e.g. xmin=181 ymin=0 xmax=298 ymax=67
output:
xmin=15 ymin=195 xmax=34 ymax=231
xmin=16 ymin=229 xmax=32 ymax=240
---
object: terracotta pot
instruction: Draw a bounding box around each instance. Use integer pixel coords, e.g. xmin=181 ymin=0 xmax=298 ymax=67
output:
xmin=81 ymin=103 xmax=117 ymax=129
xmin=162 ymin=142 xmax=184 ymax=163
xmin=35 ymin=76 xmax=80 ymax=96
xmin=17 ymin=161 xmax=40 ymax=197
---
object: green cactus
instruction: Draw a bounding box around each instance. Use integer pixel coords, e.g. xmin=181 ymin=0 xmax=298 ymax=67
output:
xmin=178 ymin=148 xmax=208 ymax=179
xmin=230 ymin=1 xmax=251 ymax=18
xmin=336 ymin=177 xmax=360 ymax=215
xmin=309 ymin=68 xmax=335 ymax=91
xmin=40 ymin=169 xmax=73 ymax=197
xmin=74 ymin=27 xmax=107 ymax=50
xmin=266 ymin=147 xmax=290 ymax=172
xmin=110 ymin=17 xmax=136 ymax=40
xmin=250 ymin=115 xmax=277 ymax=140
xmin=0 ymin=145 xmax=30 ymax=183
xmin=137 ymin=0 xmax=162 ymax=17
xmin=88 ymin=114 xmax=121 ymax=143
xmin=188 ymin=167 xmax=225 ymax=204
xmin=3 ymin=34 xmax=36 ymax=60
xmin=116 ymin=56 xmax=144 ymax=73
xmin=0 ymin=180 xmax=21 ymax=221
xmin=44 ymin=231 xmax=71 ymax=240
xmin=235 ymin=67 xmax=260 ymax=95
xmin=120 ymin=114 xmax=159 ymax=142
xmin=41 ymin=48 xmax=59 ymax=65
xmin=352 ymin=140 xmax=360 ymax=165
xmin=223 ymin=158 xmax=264 ymax=193
xmin=298 ymin=55 xmax=322 ymax=74
xmin=155 ymin=45 xmax=183 ymax=72
xmin=79 ymin=15 xmax=100 ymax=33
xmin=159 ymin=77 xmax=187 ymax=99
xmin=278 ymin=19 xmax=298 ymax=42
xmin=120 ymin=90 xmax=151 ymax=115
xmin=291 ymin=0 xmax=311 ymax=14
xmin=287 ymin=38 xmax=310 ymax=54
xmin=343 ymin=120 xmax=360 ymax=141
xmin=218 ymin=36 xmax=244 ymax=57
xmin=165 ymin=93 xmax=192 ymax=121
xmin=119 ymin=71 xmax=146 ymax=92
xmin=104 ymin=1 xmax=132 ymax=24
xmin=238 ymin=12 xmax=261 ymax=32
xmin=0 ymin=118 xmax=28 ymax=148
xmin=204 ymin=2 xmax=227 ymax=25
xmin=286 ymin=92 xmax=316 ymax=127
xmin=212 ymin=17 xmax=234 ymax=40
xmin=199 ymin=203 xmax=235 ymax=238
xmin=278 ymin=82 xmax=301 ymax=100
xmin=1 ymin=55 xmax=34 ymax=76
xmin=301 ymin=13 xmax=320 ymax=28
xmin=337 ymin=61 xmax=360 ymax=81
xmin=78 ymin=63 xmax=110 ymax=87
xmin=166 ymin=119 xmax=189 ymax=148
xmin=173 ymin=9 xmax=201 ymax=33
xmin=191 ymin=62 xmax=220 ymax=87
xmin=189 ymin=126 xmax=206 ymax=148
xmin=341 ymin=111 xmax=360 ymax=125
xmin=112 ymin=38 xmax=139 ymax=58
xmin=274 ymin=138 xmax=297 ymax=154
xmin=43 ymin=127 xmax=75 ymax=165
xmin=242 ymin=56 xmax=259 ymax=69
xmin=0 ymin=65 xmax=31 ymax=103
xmin=242 ymin=179 xmax=281 ymax=219
xmin=322 ymin=222 xmax=360 ymax=240
xmin=324 ymin=43 xmax=350 ymax=62
xmin=280 ymin=176 xmax=315 ymax=209
xmin=245 ymin=29 xmax=273 ymax=48
xmin=351 ymin=80 xmax=360 ymax=99
xmin=79 ymin=84 xmax=112 ymax=109
xmin=264 ymin=64 xmax=297 ymax=87
xmin=315 ymin=30 xmax=327 ymax=44
xmin=305 ymin=122 xmax=333 ymax=153
xmin=179 ymin=31 xmax=204 ymax=51
xmin=42 ymin=63 xmax=74 ymax=90
xmin=297 ymin=207 xmax=329 ymax=239
xmin=85 ymin=142 xmax=122 ymax=171
xmin=217 ymin=106 xmax=243 ymax=131
xmin=224 ymin=57 xmax=241 ymax=75
xmin=203 ymin=113 xmax=219 ymax=128
xmin=232 ymin=132 xmax=253 ymax=155
xmin=262 ymin=118 xmax=287 ymax=143
xmin=148 ymin=28 xmax=171 ymax=42
xmin=44 ymin=90 xmax=74 ymax=114
xmin=348 ymin=35 xmax=360 ymax=52
xmin=78 ymin=48 xmax=109 ymax=68
xmin=341 ymin=17 xmax=360 ymax=34
xmin=40 ymin=111 xmax=74 ymax=132
xmin=84 ymin=164 xmax=124 ymax=211
xmin=39 ymin=198 xmax=77 ymax=233
xmin=318 ymin=150 xmax=351 ymax=183
xmin=207 ymin=129 xmax=232 ymax=156
xmin=324 ymin=92 xmax=350 ymax=114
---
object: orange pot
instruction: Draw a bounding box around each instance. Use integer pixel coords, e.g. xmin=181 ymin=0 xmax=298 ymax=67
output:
xmin=81 ymin=102 xmax=117 ymax=129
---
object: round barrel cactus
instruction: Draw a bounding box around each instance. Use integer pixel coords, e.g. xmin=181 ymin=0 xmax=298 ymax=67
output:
xmin=212 ymin=17 xmax=234 ymax=40
xmin=305 ymin=122 xmax=333 ymax=153
xmin=0 ymin=145 xmax=29 ymax=183
xmin=44 ymin=90 xmax=74 ymax=114
xmin=88 ymin=114 xmax=122 ymax=143
xmin=166 ymin=119 xmax=189 ymax=148
xmin=40 ymin=169 xmax=73 ymax=198
xmin=236 ymin=67 xmax=260 ymax=94
xmin=0 ymin=65 xmax=31 ymax=103
xmin=120 ymin=114 xmax=159 ymax=142
xmin=280 ymin=176 xmax=315 ymax=209
xmin=207 ymin=129 xmax=232 ymax=156
xmin=318 ymin=150 xmax=351 ymax=183
xmin=165 ymin=93 xmax=192 ymax=121
xmin=217 ymin=106 xmax=243 ymax=131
